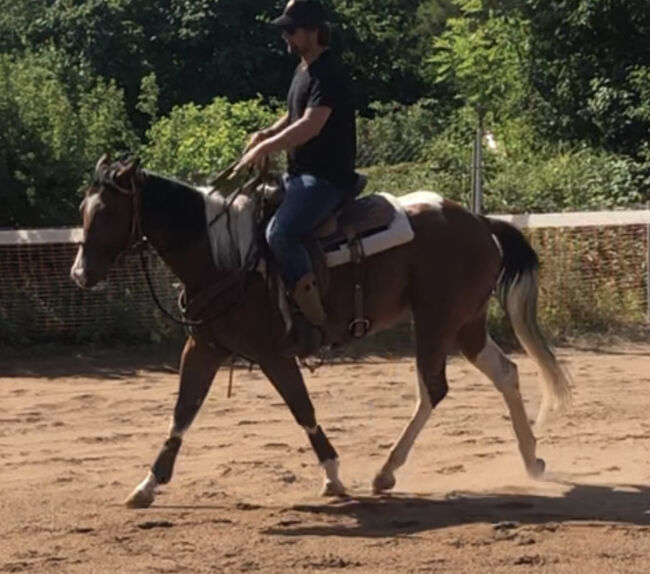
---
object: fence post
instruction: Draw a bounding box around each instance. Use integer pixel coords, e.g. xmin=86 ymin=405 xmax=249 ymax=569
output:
xmin=647 ymin=201 xmax=650 ymax=322
xmin=471 ymin=120 xmax=484 ymax=215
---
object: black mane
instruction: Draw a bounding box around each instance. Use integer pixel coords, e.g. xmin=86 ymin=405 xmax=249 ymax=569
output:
xmin=140 ymin=172 xmax=208 ymax=250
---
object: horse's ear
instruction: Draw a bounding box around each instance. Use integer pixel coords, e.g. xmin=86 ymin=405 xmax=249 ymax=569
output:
xmin=95 ymin=153 xmax=110 ymax=174
xmin=116 ymin=157 xmax=140 ymax=180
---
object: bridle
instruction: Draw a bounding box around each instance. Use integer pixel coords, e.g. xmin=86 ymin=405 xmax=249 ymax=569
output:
xmin=93 ymin=161 xmax=261 ymax=328
xmin=102 ymin=168 xmax=147 ymax=256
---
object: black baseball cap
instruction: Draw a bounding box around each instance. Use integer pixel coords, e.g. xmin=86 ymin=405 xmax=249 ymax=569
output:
xmin=272 ymin=0 xmax=326 ymax=31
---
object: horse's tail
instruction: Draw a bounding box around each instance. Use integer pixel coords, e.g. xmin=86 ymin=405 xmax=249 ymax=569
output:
xmin=487 ymin=218 xmax=572 ymax=427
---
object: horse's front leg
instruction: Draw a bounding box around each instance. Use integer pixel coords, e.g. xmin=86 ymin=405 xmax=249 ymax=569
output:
xmin=126 ymin=336 xmax=229 ymax=508
xmin=259 ymin=356 xmax=346 ymax=497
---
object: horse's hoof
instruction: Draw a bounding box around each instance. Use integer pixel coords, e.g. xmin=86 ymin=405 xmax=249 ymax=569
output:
xmin=320 ymin=480 xmax=347 ymax=498
xmin=372 ymin=471 xmax=396 ymax=494
xmin=125 ymin=488 xmax=155 ymax=509
xmin=527 ymin=458 xmax=546 ymax=479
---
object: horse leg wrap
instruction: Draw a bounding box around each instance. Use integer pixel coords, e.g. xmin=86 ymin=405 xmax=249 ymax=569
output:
xmin=151 ymin=436 xmax=182 ymax=484
xmin=307 ymin=426 xmax=338 ymax=464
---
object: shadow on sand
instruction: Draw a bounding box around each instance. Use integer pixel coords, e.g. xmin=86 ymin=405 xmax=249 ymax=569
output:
xmin=262 ymin=481 xmax=650 ymax=538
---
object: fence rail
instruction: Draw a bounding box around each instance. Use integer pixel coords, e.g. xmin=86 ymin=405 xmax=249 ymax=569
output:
xmin=1 ymin=205 xmax=649 ymax=345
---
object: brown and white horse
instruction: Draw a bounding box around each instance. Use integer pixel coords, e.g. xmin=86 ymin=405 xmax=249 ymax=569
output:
xmin=71 ymin=155 xmax=571 ymax=508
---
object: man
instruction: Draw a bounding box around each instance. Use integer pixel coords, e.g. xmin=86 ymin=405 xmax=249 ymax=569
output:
xmin=235 ymin=0 xmax=357 ymax=353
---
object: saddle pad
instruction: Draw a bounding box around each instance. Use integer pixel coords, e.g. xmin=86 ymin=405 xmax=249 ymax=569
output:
xmin=318 ymin=193 xmax=397 ymax=247
xmin=324 ymin=193 xmax=414 ymax=268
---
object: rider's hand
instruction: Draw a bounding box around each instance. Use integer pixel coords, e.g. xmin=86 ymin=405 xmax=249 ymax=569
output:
xmin=232 ymin=142 xmax=269 ymax=177
xmin=244 ymin=129 xmax=271 ymax=152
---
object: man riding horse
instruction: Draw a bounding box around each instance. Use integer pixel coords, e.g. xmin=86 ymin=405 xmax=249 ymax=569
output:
xmin=236 ymin=0 xmax=359 ymax=354
xmin=70 ymin=0 xmax=572 ymax=509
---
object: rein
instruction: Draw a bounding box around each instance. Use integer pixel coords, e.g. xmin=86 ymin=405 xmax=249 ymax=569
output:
xmin=117 ymin=163 xmax=256 ymax=328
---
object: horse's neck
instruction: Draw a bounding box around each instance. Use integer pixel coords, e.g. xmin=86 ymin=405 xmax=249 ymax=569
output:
xmin=140 ymin=174 xmax=218 ymax=291
xmin=140 ymin=174 xmax=257 ymax=292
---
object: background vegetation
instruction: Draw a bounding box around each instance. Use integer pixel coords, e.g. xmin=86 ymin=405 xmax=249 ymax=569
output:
xmin=1 ymin=0 xmax=649 ymax=347
xmin=2 ymin=0 xmax=649 ymax=228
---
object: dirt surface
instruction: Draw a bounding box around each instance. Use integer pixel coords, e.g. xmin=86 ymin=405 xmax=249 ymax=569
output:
xmin=1 ymin=346 xmax=649 ymax=573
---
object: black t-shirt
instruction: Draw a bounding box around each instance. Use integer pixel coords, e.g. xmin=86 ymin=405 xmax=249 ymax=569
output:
xmin=286 ymin=49 xmax=356 ymax=188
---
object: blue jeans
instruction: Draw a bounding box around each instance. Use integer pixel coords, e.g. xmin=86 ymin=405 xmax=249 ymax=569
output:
xmin=266 ymin=173 xmax=346 ymax=289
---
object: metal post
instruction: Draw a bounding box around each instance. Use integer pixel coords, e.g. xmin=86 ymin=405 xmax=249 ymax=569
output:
xmin=647 ymin=201 xmax=650 ymax=322
xmin=471 ymin=122 xmax=483 ymax=214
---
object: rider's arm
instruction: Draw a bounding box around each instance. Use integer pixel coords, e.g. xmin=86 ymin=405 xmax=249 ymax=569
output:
xmin=259 ymin=106 xmax=332 ymax=154
xmin=262 ymin=113 xmax=290 ymax=138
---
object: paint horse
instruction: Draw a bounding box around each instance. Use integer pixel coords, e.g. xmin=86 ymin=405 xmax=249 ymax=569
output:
xmin=71 ymin=155 xmax=571 ymax=508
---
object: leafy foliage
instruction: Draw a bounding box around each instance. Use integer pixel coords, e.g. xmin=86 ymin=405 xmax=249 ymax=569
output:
xmin=0 ymin=50 xmax=137 ymax=227
xmin=142 ymin=98 xmax=279 ymax=182
xmin=1 ymin=0 xmax=650 ymax=229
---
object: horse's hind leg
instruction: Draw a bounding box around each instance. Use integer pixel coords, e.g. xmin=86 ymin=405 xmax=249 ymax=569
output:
xmin=457 ymin=316 xmax=545 ymax=477
xmin=125 ymin=337 xmax=229 ymax=508
xmin=259 ymin=356 xmax=346 ymax=497
xmin=373 ymin=322 xmax=450 ymax=494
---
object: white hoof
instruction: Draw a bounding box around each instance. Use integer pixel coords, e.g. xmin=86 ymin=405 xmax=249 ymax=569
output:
xmin=320 ymin=479 xmax=347 ymax=497
xmin=125 ymin=487 xmax=155 ymax=509
xmin=320 ymin=459 xmax=346 ymax=497
xmin=372 ymin=471 xmax=396 ymax=494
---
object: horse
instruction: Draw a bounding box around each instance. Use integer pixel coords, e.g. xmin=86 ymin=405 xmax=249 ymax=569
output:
xmin=70 ymin=154 xmax=571 ymax=508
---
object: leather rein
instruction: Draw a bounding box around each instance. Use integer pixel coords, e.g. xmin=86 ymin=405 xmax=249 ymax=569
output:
xmin=106 ymin=166 xmax=251 ymax=328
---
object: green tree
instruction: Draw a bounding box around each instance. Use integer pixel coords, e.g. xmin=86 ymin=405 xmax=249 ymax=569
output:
xmin=431 ymin=0 xmax=531 ymax=125
xmin=0 ymin=51 xmax=138 ymax=227
xmin=524 ymin=0 xmax=650 ymax=156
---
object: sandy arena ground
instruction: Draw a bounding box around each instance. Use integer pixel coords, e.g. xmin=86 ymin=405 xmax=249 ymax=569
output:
xmin=1 ymin=346 xmax=649 ymax=573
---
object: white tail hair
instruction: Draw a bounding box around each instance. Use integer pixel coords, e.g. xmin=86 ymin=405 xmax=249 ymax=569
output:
xmin=489 ymin=218 xmax=572 ymax=428
xmin=504 ymin=268 xmax=572 ymax=427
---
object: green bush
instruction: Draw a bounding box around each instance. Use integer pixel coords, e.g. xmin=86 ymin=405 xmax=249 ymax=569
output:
xmin=356 ymin=99 xmax=444 ymax=167
xmin=142 ymin=97 xmax=280 ymax=183
xmin=0 ymin=51 xmax=138 ymax=228
xmin=484 ymin=146 xmax=646 ymax=213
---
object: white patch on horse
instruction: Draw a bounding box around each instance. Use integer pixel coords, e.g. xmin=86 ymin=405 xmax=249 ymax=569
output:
xmin=378 ymin=372 xmax=432 ymax=476
xmin=322 ymin=458 xmax=341 ymax=481
xmin=70 ymin=246 xmax=85 ymax=287
xmin=128 ymin=470 xmax=158 ymax=505
xmin=398 ymin=190 xmax=444 ymax=210
xmin=168 ymin=422 xmax=187 ymax=439
xmin=302 ymin=424 xmax=319 ymax=436
xmin=321 ymin=458 xmax=346 ymax=496
xmin=70 ymin=194 xmax=102 ymax=286
xmin=196 ymin=188 xmax=257 ymax=270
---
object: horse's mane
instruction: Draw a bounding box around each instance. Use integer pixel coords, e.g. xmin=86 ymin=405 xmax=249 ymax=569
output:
xmin=195 ymin=184 xmax=258 ymax=271
xmin=140 ymin=171 xmax=210 ymax=253
xmin=143 ymin=172 xmax=258 ymax=270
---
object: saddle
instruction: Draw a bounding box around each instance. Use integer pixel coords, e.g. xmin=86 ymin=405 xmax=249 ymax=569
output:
xmin=259 ymin=173 xmax=397 ymax=340
xmin=261 ymin=174 xmax=395 ymax=247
